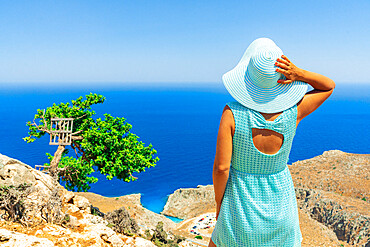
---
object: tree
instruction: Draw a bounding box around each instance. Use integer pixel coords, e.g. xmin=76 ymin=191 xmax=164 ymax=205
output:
xmin=24 ymin=93 xmax=159 ymax=191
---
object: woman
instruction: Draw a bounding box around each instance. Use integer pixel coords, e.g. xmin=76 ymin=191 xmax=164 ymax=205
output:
xmin=209 ymin=38 xmax=335 ymax=247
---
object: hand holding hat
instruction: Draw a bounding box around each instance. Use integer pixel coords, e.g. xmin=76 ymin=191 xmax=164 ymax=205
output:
xmin=275 ymin=55 xmax=303 ymax=84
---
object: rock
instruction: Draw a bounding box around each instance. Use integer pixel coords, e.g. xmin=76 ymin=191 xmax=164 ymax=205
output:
xmin=290 ymin=150 xmax=370 ymax=200
xmin=85 ymin=224 xmax=125 ymax=247
xmin=134 ymin=199 xmax=177 ymax=233
xmin=296 ymin=187 xmax=370 ymax=247
xmin=73 ymin=195 xmax=91 ymax=210
xmin=321 ymin=150 xmax=346 ymax=157
xmin=0 ymin=228 xmax=55 ymax=246
xmin=0 ymin=228 xmax=11 ymax=241
xmin=65 ymin=204 xmax=80 ymax=214
xmin=0 ymin=154 xmax=52 ymax=190
xmin=161 ymin=184 xmax=215 ymax=220
xmin=62 ymin=190 xmax=75 ymax=203
xmin=80 ymin=213 xmax=108 ymax=225
xmin=0 ymin=153 xmax=159 ymax=246
xmin=0 ymin=154 xmax=63 ymax=223
xmin=0 ymin=163 xmax=36 ymax=187
xmin=290 ymin=150 xmax=370 ymax=246
xmin=67 ymin=215 xmax=79 ymax=227
xmin=77 ymin=192 xmax=177 ymax=232
xmin=0 ymin=153 xmax=96 ymax=224
xmin=134 ymin=236 xmax=157 ymax=246
xmin=30 ymin=168 xmax=56 ymax=192
xmin=42 ymin=224 xmax=72 ymax=236
xmin=34 ymin=222 xmax=127 ymax=246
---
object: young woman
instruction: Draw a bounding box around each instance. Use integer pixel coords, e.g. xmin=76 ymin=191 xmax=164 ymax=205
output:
xmin=209 ymin=38 xmax=335 ymax=247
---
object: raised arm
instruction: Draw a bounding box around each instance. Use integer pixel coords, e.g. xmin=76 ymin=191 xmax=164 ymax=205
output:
xmin=275 ymin=55 xmax=336 ymax=126
xmin=213 ymin=105 xmax=234 ymax=220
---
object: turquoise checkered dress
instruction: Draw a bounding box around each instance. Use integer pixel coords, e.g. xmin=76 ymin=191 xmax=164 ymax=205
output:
xmin=211 ymin=101 xmax=303 ymax=247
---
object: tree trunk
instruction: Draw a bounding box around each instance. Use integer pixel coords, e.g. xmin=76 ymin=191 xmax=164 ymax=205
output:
xmin=49 ymin=145 xmax=65 ymax=174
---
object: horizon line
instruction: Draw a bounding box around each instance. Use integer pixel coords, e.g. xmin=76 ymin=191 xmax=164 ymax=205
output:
xmin=1 ymin=81 xmax=369 ymax=85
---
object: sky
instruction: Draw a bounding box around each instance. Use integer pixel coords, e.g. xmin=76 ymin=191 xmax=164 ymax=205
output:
xmin=0 ymin=0 xmax=369 ymax=85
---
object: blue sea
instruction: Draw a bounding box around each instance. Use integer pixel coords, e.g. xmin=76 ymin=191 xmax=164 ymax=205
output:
xmin=0 ymin=82 xmax=369 ymax=221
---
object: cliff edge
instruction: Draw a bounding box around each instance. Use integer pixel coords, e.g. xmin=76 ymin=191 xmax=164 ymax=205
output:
xmin=161 ymin=150 xmax=370 ymax=247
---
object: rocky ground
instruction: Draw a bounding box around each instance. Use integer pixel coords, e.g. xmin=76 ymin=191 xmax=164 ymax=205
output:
xmin=0 ymin=150 xmax=368 ymax=247
xmin=0 ymin=154 xmax=162 ymax=247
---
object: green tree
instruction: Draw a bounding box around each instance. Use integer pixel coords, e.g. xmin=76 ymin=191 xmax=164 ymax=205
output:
xmin=24 ymin=93 xmax=159 ymax=191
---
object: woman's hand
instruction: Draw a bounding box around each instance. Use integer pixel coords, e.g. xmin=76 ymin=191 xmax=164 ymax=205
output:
xmin=275 ymin=55 xmax=303 ymax=84
xmin=275 ymin=54 xmax=335 ymax=126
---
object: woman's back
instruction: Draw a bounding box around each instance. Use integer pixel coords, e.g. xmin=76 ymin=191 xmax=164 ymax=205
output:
xmin=227 ymin=101 xmax=298 ymax=174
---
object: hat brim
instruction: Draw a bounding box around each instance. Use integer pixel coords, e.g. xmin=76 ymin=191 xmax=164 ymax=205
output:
xmin=222 ymin=39 xmax=308 ymax=113
xmin=223 ymin=63 xmax=308 ymax=113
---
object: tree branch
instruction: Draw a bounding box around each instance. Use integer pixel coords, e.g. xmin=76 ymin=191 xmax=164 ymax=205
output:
xmin=31 ymin=115 xmax=51 ymax=134
xmin=75 ymin=113 xmax=87 ymax=120
xmin=71 ymin=141 xmax=85 ymax=157
xmin=72 ymin=130 xmax=83 ymax=135
xmin=71 ymin=144 xmax=80 ymax=159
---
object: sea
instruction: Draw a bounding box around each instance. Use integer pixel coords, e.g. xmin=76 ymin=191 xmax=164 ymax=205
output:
xmin=0 ymin=82 xmax=369 ymax=222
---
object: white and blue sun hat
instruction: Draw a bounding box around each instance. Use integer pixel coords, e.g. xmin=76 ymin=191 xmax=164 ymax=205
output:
xmin=222 ymin=38 xmax=308 ymax=113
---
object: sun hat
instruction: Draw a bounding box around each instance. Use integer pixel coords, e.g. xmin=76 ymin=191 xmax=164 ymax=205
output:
xmin=222 ymin=38 xmax=308 ymax=113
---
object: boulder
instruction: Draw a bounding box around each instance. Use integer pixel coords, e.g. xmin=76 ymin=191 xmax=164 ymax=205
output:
xmin=62 ymin=190 xmax=75 ymax=203
xmin=0 ymin=154 xmax=62 ymax=223
xmin=0 ymin=154 xmax=58 ymax=203
xmin=161 ymin=184 xmax=215 ymax=220
xmin=72 ymin=195 xmax=91 ymax=212
xmin=65 ymin=204 xmax=80 ymax=214
xmin=0 ymin=162 xmax=36 ymax=187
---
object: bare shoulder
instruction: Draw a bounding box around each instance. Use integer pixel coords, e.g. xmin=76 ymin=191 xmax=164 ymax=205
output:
xmin=222 ymin=105 xmax=234 ymax=122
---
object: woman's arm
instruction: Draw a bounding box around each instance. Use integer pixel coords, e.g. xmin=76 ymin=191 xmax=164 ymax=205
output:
xmin=275 ymin=55 xmax=336 ymax=125
xmin=213 ymin=105 xmax=234 ymax=220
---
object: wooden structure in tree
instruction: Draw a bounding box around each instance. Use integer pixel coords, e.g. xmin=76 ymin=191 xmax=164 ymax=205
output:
xmin=49 ymin=118 xmax=74 ymax=145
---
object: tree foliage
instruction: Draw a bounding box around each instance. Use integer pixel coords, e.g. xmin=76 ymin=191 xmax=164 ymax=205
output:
xmin=24 ymin=93 xmax=159 ymax=191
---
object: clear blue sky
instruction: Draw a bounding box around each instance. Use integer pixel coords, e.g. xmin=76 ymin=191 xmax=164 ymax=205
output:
xmin=0 ymin=0 xmax=369 ymax=85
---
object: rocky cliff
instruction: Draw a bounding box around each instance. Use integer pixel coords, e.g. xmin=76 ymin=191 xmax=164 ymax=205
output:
xmin=75 ymin=192 xmax=177 ymax=233
xmin=161 ymin=185 xmax=216 ymax=220
xmin=0 ymin=154 xmax=162 ymax=247
xmin=161 ymin=150 xmax=370 ymax=247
